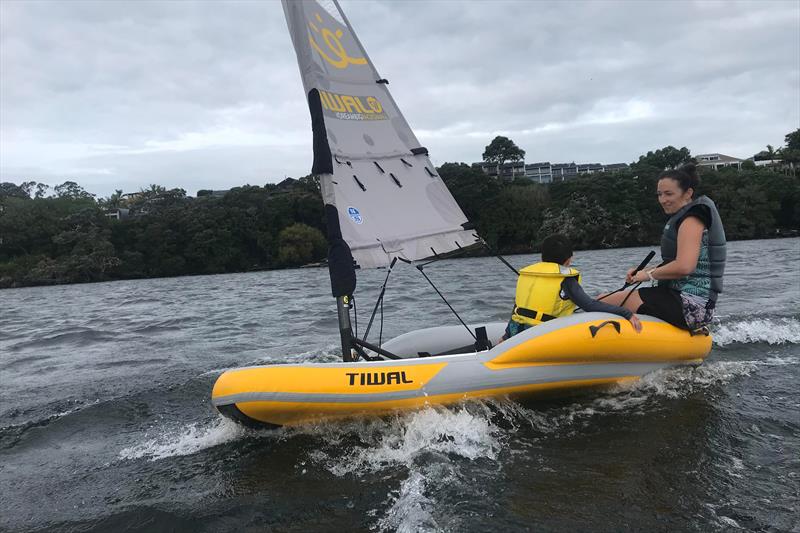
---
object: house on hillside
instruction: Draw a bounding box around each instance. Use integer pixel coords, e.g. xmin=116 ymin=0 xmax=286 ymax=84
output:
xmin=753 ymin=159 xmax=782 ymax=167
xmin=551 ymin=163 xmax=578 ymax=181
xmin=196 ymin=189 xmax=229 ymax=198
xmin=524 ymin=162 xmax=553 ymax=183
xmin=603 ymin=163 xmax=630 ymax=173
xmin=471 ymin=161 xmax=526 ymax=179
xmin=104 ymin=208 xmax=130 ymax=220
xmin=695 ymin=153 xmax=743 ymax=170
xmin=577 ymin=163 xmax=604 ymax=174
xmin=475 ymin=160 xmax=630 ymax=183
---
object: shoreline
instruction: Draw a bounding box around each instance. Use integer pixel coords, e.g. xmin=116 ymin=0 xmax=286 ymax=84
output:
xmin=2 ymin=234 xmax=797 ymax=290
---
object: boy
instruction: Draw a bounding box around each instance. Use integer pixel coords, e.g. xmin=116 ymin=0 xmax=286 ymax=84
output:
xmin=501 ymin=234 xmax=642 ymax=341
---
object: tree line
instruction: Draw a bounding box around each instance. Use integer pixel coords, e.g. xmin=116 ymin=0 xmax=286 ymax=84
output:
xmin=0 ymin=177 xmax=327 ymax=288
xmin=1 ymin=131 xmax=798 ymax=288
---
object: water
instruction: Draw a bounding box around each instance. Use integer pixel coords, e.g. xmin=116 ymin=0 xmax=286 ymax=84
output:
xmin=1 ymin=238 xmax=799 ymax=532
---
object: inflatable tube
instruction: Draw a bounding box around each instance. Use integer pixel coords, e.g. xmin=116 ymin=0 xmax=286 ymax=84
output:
xmin=211 ymin=313 xmax=711 ymax=427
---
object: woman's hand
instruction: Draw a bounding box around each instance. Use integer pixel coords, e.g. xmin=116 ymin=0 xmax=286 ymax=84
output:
xmin=627 ymin=268 xmax=652 ymax=284
xmin=628 ymin=314 xmax=643 ymax=333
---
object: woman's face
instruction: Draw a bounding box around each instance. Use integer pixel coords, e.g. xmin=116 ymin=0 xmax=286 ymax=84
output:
xmin=657 ymin=177 xmax=693 ymax=215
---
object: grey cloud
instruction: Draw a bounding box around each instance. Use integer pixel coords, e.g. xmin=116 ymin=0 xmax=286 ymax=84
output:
xmin=1 ymin=0 xmax=798 ymax=198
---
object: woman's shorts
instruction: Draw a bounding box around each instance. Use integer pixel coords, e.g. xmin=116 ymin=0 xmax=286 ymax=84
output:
xmin=637 ymin=286 xmax=688 ymax=329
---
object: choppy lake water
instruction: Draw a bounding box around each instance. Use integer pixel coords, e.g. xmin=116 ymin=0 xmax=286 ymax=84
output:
xmin=1 ymin=238 xmax=799 ymax=532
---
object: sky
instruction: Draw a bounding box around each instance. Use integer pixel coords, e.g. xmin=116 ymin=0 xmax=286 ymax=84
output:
xmin=1 ymin=0 xmax=798 ymax=199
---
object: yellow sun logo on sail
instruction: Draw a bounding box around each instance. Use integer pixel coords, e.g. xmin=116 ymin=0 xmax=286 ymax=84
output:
xmin=308 ymin=12 xmax=367 ymax=69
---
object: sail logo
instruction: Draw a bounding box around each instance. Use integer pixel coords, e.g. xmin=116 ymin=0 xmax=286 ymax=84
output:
xmin=345 ymin=371 xmax=413 ymax=386
xmin=308 ymin=12 xmax=367 ymax=70
xmin=347 ymin=206 xmax=363 ymax=224
xmin=319 ymin=90 xmax=388 ymax=121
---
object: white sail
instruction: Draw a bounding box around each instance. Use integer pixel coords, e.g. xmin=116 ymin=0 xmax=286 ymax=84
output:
xmin=282 ymin=0 xmax=478 ymax=268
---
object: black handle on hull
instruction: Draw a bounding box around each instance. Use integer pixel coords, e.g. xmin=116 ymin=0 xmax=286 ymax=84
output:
xmin=589 ymin=320 xmax=621 ymax=338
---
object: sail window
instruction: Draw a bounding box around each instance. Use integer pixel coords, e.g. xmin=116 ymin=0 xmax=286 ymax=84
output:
xmin=425 ymin=167 xmax=437 ymax=178
xmin=353 ymin=175 xmax=366 ymax=191
xmin=373 ymin=162 xmax=385 ymax=173
xmin=400 ymin=158 xmax=413 ymax=167
xmin=389 ymin=173 xmax=402 ymax=188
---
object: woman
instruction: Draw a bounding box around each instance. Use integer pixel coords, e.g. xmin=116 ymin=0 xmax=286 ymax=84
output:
xmin=601 ymin=164 xmax=726 ymax=330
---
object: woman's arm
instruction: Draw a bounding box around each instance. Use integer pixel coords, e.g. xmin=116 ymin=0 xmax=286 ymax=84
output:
xmin=562 ymin=278 xmax=632 ymax=318
xmin=629 ymin=216 xmax=705 ymax=283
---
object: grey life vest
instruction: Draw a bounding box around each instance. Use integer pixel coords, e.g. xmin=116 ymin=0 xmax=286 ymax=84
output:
xmin=659 ymin=195 xmax=726 ymax=303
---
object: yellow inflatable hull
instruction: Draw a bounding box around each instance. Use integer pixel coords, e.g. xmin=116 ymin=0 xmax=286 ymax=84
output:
xmin=212 ymin=313 xmax=711 ymax=427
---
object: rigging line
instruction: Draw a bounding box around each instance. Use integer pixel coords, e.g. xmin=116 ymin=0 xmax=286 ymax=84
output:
xmin=415 ymin=265 xmax=477 ymax=342
xmin=351 ymin=341 xmax=383 ymax=362
xmin=416 ymin=245 xmax=471 ymax=269
xmin=362 ymin=257 xmax=398 ymax=343
xmin=352 ymin=336 xmax=401 ymax=360
xmin=352 ymin=296 xmax=358 ymax=340
xmin=379 ymin=293 xmax=384 ymax=347
xmin=597 ymin=254 xmax=660 ymax=302
xmin=620 ymin=281 xmax=643 ymax=307
xmin=475 ymin=234 xmax=518 ymax=276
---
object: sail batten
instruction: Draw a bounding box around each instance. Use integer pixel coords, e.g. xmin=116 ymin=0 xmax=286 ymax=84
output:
xmin=283 ymin=0 xmax=479 ymax=268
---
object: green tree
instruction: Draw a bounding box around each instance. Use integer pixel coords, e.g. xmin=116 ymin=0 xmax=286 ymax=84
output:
xmin=99 ymin=189 xmax=124 ymax=209
xmin=539 ymin=194 xmax=616 ymax=250
xmin=34 ymin=183 xmax=50 ymax=199
xmin=781 ymin=128 xmax=800 ymax=168
xmin=128 ymin=186 xmax=187 ymax=216
xmin=753 ymin=144 xmax=778 ymax=161
xmin=482 ymin=136 xmax=526 ymax=177
xmin=478 ymin=185 xmax=549 ymax=252
xmin=437 ymin=162 xmax=501 ymax=224
xmin=0 ymin=182 xmax=31 ymax=199
xmin=54 ymin=181 xmax=94 ymax=199
xmin=277 ymin=223 xmax=326 ymax=267
xmin=633 ymin=146 xmax=692 ymax=170
xmin=786 ymin=128 xmax=800 ymax=151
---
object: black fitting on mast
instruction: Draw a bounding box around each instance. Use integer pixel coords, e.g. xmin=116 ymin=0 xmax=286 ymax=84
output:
xmin=336 ymin=295 xmax=356 ymax=362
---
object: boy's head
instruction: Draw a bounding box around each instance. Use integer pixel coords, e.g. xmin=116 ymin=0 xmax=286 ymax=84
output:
xmin=541 ymin=234 xmax=573 ymax=265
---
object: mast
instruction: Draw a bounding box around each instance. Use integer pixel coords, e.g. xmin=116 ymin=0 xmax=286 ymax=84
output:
xmin=309 ymin=85 xmax=357 ymax=361
xmin=282 ymin=0 xmax=480 ymax=361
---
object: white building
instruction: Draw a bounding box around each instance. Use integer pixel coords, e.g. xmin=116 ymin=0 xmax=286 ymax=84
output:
xmin=695 ymin=153 xmax=743 ymax=170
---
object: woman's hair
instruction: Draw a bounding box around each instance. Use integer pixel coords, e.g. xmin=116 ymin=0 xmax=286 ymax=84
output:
xmin=658 ymin=163 xmax=699 ymax=194
xmin=541 ymin=234 xmax=573 ymax=264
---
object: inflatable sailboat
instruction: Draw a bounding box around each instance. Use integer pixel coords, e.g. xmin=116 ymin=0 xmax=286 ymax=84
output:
xmin=212 ymin=0 xmax=712 ymax=428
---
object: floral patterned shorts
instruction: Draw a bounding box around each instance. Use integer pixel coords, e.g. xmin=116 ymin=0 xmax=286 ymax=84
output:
xmin=680 ymin=294 xmax=714 ymax=330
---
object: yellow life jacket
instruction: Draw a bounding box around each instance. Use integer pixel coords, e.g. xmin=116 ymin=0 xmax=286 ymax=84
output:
xmin=511 ymin=262 xmax=582 ymax=326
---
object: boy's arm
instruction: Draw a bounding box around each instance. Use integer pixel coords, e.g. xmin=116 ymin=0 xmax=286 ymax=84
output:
xmin=561 ymin=277 xmax=633 ymax=319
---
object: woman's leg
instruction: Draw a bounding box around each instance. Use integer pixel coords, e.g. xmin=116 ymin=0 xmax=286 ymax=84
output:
xmin=596 ymin=290 xmax=643 ymax=313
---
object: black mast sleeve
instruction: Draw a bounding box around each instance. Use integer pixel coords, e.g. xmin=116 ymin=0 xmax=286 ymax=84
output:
xmin=307 ymin=88 xmax=355 ymax=297
xmin=326 ymin=205 xmax=356 ymax=298
xmin=308 ymin=89 xmax=333 ymax=175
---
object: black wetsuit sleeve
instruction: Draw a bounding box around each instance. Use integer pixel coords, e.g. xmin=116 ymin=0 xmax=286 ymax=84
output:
xmin=561 ymin=277 xmax=633 ymax=319
xmin=676 ymin=204 xmax=711 ymax=230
